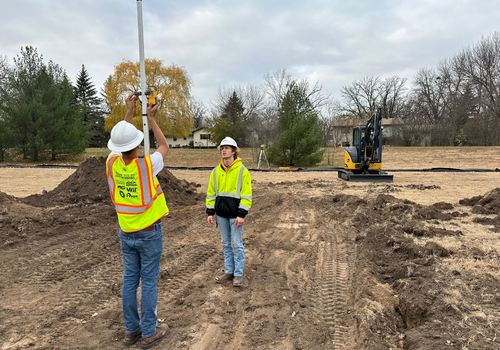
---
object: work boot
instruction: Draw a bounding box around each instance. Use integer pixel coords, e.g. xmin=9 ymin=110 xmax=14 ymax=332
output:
xmin=233 ymin=275 xmax=243 ymax=287
xmin=123 ymin=328 xmax=141 ymax=346
xmin=215 ymin=273 xmax=233 ymax=283
xmin=140 ymin=324 xmax=170 ymax=349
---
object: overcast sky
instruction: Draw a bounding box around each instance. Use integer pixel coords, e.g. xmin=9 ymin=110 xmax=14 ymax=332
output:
xmin=1 ymin=0 xmax=499 ymax=107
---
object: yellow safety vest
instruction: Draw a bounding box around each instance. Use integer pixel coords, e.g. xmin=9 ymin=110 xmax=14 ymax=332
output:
xmin=106 ymin=155 xmax=169 ymax=232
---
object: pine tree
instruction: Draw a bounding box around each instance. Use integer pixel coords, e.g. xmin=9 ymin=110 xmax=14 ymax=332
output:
xmin=75 ymin=65 xmax=107 ymax=147
xmin=0 ymin=46 xmax=88 ymax=161
xmin=268 ymin=83 xmax=324 ymax=166
xmin=206 ymin=91 xmax=247 ymax=146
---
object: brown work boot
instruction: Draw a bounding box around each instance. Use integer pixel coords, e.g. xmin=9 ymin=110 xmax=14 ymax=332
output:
xmin=140 ymin=324 xmax=169 ymax=349
xmin=215 ymin=273 xmax=233 ymax=283
xmin=233 ymin=275 xmax=243 ymax=287
xmin=123 ymin=328 xmax=141 ymax=346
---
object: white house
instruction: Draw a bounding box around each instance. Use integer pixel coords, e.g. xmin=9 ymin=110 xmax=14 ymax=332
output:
xmin=192 ymin=128 xmax=217 ymax=148
xmin=164 ymin=128 xmax=217 ymax=148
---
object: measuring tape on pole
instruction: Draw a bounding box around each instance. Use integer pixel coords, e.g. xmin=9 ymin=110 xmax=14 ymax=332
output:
xmin=136 ymin=0 xmax=150 ymax=156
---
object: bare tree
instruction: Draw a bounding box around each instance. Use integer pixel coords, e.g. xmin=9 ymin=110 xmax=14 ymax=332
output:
xmin=339 ymin=76 xmax=408 ymax=119
xmin=379 ymin=76 xmax=408 ymax=118
xmin=317 ymin=98 xmax=340 ymax=147
xmin=211 ymin=84 xmax=266 ymax=121
xmin=339 ymin=76 xmax=380 ymax=117
xmin=190 ymin=99 xmax=206 ymax=129
xmin=452 ymin=32 xmax=500 ymax=145
xmin=264 ymin=69 xmax=328 ymax=110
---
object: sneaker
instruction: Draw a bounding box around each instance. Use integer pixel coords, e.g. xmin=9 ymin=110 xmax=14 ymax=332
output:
xmin=140 ymin=324 xmax=170 ymax=349
xmin=123 ymin=328 xmax=141 ymax=346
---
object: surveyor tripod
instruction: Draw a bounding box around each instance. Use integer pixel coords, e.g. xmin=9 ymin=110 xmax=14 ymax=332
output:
xmin=257 ymin=145 xmax=270 ymax=169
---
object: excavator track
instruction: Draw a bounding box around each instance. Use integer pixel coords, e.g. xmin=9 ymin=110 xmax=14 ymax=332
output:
xmin=338 ymin=169 xmax=393 ymax=183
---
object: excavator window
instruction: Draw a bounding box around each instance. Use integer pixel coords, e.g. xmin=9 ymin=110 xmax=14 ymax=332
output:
xmin=353 ymin=128 xmax=360 ymax=146
xmin=352 ymin=128 xmax=365 ymax=147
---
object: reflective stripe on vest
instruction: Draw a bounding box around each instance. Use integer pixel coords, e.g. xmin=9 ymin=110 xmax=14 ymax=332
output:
xmin=107 ymin=156 xmax=163 ymax=214
xmin=211 ymin=165 xmax=250 ymax=200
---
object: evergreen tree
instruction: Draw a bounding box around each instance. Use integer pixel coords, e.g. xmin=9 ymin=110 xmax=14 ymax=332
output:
xmin=75 ymin=64 xmax=107 ymax=147
xmin=206 ymin=91 xmax=247 ymax=145
xmin=0 ymin=46 xmax=88 ymax=161
xmin=268 ymin=83 xmax=324 ymax=166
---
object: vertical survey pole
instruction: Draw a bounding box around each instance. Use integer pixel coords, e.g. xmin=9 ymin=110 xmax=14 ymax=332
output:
xmin=136 ymin=0 xmax=150 ymax=155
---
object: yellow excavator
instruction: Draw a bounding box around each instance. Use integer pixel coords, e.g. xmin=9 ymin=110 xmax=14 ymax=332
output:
xmin=338 ymin=107 xmax=393 ymax=182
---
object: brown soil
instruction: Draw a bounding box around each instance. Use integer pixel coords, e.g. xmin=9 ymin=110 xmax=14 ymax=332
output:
xmin=1 ymin=157 xmax=500 ymax=349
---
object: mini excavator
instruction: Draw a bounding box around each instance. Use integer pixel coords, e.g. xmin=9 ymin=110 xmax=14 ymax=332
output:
xmin=338 ymin=107 xmax=393 ymax=183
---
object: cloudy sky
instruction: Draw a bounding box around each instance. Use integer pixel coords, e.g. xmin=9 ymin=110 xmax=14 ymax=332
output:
xmin=1 ymin=0 xmax=499 ymax=106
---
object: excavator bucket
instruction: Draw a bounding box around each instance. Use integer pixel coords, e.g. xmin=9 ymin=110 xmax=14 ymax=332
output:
xmin=338 ymin=170 xmax=393 ymax=183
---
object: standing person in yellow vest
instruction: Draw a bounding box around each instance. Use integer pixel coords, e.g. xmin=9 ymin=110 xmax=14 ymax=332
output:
xmin=206 ymin=137 xmax=252 ymax=287
xmin=106 ymin=92 xmax=169 ymax=349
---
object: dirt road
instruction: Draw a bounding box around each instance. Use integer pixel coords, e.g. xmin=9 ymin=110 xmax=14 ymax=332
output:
xmin=1 ymin=157 xmax=500 ymax=349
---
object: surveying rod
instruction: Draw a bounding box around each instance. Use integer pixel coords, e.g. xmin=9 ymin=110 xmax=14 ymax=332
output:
xmin=136 ymin=0 xmax=150 ymax=155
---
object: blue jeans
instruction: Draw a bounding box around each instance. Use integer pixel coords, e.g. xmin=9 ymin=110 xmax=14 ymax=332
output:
xmin=216 ymin=216 xmax=245 ymax=276
xmin=119 ymin=223 xmax=163 ymax=338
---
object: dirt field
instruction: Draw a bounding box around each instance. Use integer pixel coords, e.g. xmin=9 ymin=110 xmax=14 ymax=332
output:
xmin=1 ymin=148 xmax=500 ymax=349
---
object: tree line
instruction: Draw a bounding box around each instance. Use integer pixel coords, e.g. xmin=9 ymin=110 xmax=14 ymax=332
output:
xmin=1 ymin=31 xmax=499 ymax=163
xmin=0 ymin=47 xmax=106 ymax=161
xmin=335 ymin=32 xmax=500 ymax=147
xmin=201 ymin=31 xmax=500 ymax=166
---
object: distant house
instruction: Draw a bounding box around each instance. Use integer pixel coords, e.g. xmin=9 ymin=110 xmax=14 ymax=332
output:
xmin=164 ymin=128 xmax=217 ymax=148
xmin=192 ymin=128 xmax=217 ymax=148
xmin=330 ymin=118 xmax=404 ymax=147
xmin=165 ymin=135 xmax=191 ymax=148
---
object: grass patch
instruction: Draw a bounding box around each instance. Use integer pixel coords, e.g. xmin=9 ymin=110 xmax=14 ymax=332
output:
xmin=0 ymin=147 xmax=346 ymax=168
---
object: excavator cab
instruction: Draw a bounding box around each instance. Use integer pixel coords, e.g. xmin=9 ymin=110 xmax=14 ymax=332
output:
xmin=338 ymin=108 xmax=393 ymax=182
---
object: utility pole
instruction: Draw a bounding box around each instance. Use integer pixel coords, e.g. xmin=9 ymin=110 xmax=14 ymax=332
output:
xmin=136 ymin=0 xmax=149 ymax=155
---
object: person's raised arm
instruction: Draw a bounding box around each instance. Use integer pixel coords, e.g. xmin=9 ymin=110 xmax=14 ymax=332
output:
xmin=147 ymin=103 xmax=168 ymax=158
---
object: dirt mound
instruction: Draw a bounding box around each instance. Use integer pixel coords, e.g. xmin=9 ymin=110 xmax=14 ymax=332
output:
xmin=1 ymin=157 xmax=200 ymax=248
xmin=459 ymin=187 xmax=500 ymax=214
xmin=460 ymin=187 xmax=500 ymax=232
xmin=21 ymin=157 xmax=199 ymax=208
xmin=338 ymin=192 xmax=500 ymax=349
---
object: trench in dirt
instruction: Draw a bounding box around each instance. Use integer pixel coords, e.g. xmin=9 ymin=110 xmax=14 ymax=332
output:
xmin=1 ymin=157 xmax=500 ymax=349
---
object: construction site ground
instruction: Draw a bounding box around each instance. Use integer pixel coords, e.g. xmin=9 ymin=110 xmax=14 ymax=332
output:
xmin=1 ymin=147 xmax=500 ymax=350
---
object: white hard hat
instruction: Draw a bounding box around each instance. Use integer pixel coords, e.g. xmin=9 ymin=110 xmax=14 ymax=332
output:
xmin=218 ymin=137 xmax=239 ymax=151
xmin=107 ymin=121 xmax=144 ymax=152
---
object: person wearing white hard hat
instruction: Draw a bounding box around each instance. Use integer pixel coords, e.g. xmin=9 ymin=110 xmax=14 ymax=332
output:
xmin=206 ymin=136 xmax=252 ymax=287
xmin=106 ymin=92 xmax=170 ymax=348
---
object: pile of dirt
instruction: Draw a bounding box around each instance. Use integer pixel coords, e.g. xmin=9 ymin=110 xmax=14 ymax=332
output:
xmin=333 ymin=193 xmax=500 ymax=349
xmin=1 ymin=157 xmax=200 ymax=248
xmin=460 ymin=187 xmax=500 ymax=231
xmin=20 ymin=157 xmax=200 ymax=208
xmin=459 ymin=187 xmax=500 ymax=214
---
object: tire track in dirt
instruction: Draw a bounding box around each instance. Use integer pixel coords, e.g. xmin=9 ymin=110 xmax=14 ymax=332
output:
xmin=315 ymin=217 xmax=354 ymax=350
xmin=0 ymin=225 xmax=125 ymax=349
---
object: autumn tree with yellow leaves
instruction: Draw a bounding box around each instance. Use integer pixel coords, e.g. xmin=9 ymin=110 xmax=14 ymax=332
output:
xmin=103 ymin=59 xmax=194 ymax=140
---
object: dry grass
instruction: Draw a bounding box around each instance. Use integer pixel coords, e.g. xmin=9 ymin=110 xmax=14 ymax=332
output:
xmin=6 ymin=145 xmax=499 ymax=170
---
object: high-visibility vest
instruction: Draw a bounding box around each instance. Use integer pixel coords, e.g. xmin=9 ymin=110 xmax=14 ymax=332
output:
xmin=106 ymin=155 xmax=168 ymax=232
